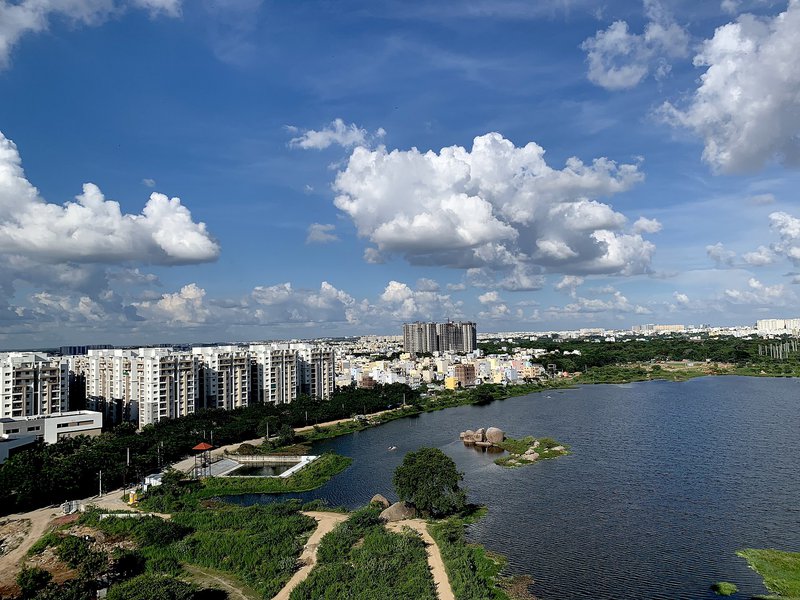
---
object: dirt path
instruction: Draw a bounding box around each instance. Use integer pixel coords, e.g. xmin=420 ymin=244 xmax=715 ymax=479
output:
xmin=184 ymin=564 xmax=258 ymax=600
xmin=386 ymin=519 xmax=456 ymax=600
xmin=0 ymin=506 xmax=60 ymax=587
xmin=271 ymin=510 xmax=348 ymax=600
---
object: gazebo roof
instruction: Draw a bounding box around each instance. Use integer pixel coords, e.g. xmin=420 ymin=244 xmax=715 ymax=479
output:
xmin=192 ymin=442 xmax=214 ymax=451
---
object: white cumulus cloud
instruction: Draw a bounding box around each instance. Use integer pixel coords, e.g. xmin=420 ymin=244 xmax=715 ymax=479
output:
xmin=581 ymin=0 xmax=690 ymax=90
xmin=742 ymin=245 xmax=775 ymax=266
xmin=0 ymin=0 xmax=182 ymax=68
xmin=706 ymin=242 xmax=736 ymax=267
xmin=333 ymin=132 xmax=652 ymax=284
xmin=288 ymin=118 xmax=385 ymax=150
xmin=306 ymin=223 xmax=339 ymax=244
xmin=660 ymin=1 xmax=800 ymax=172
xmin=769 ymin=211 xmax=800 ymax=264
xmin=0 ymin=131 xmax=219 ymax=265
xmin=633 ymin=216 xmax=662 ymax=234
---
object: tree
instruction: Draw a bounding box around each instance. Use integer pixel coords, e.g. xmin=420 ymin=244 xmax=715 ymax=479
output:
xmin=393 ymin=447 xmax=466 ymax=517
xmin=106 ymin=574 xmax=198 ymax=600
xmin=16 ymin=566 xmax=52 ymax=599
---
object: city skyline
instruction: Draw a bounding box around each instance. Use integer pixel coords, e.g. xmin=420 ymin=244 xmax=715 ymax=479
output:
xmin=1 ymin=0 xmax=800 ymax=347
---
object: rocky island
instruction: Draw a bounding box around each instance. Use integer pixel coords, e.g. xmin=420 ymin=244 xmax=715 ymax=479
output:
xmin=459 ymin=427 xmax=568 ymax=467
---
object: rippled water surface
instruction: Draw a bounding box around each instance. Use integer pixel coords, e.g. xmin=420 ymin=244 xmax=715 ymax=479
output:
xmin=228 ymin=377 xmax=800 ymax=599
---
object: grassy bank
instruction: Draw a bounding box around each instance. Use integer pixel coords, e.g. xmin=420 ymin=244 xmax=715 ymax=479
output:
xmin=138 ymin=452 xmax=351 ymax=513
xmin=290 ymin=506 xmax=437 ymax=600
xmin=428 ymin=509 xmax=526 ymax=600
xmin=737 ymin=548 xmax=800 ymax=599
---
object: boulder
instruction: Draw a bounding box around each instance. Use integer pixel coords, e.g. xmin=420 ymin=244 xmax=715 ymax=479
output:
xmin=459 ymin=431 xmax=466 ymax=440
xmin=551 ymin=446 xmax=565 ymax=452
xmin=463 ymin=430 xmax=475 ymax=444
xmin=370 ymin=494 xmax=391 ymax=509
xmin=523 ymin=450 xmax=539 ymax=461
xmin=532 ymin=440 xmax=540 ymax=449
xmin=485 ymin=427 xmax=505 ymax=444
xmin=474 ymin=428 xmax=486 ymax=443
xmin=380 ymin=501 xmax=417 ymax=522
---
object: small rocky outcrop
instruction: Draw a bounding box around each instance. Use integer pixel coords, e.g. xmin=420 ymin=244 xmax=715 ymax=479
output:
xmin=380 ymin=501 xmax=417 ymax=522
xmin=485 ymin=427 xmax=505 ymax=444
xmin=460 ymin=426 xmax=505 ymax=447
xmin=370 ymin=494 xmax=391 ymax=509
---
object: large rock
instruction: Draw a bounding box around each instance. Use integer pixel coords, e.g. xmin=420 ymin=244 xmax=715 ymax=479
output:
xmin=485 ymin=427 xmax=505 ymax=444
xmin=462 ymin=429 xmax=475 ymax=444
xmin=370 ymin=494 xmax=391 ymax=509
xmin=474 ymin=428 xmax=486 ymax=443
xmin=380 ymin=501 xmax=418 ymax=522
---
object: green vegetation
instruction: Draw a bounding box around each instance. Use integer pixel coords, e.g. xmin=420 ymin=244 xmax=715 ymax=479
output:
xmin=737 ymin=548 xmax=800 ymax=599
xmin=290 ymin=507 xmax=437 ymax=600
xmin=105 ymin=574 xmax=208 ymax=600
xmin=0 ymin=383 xmax=416 ymax=516
xmin=16 ymin=566 xmax=53 ymax=599
xmin=494 ymin=436 xmax=569 ymax=468
xmin=428 ymin=516 xmax=513 ymax=600
xmin=711 ymin=581 xmax=739 ymax=596
xmin=393 ymin=447 xmax=466 ymax=517
xmin=138 ymin=453 xmax=351 ymax=512
xmin=479 ymin=335 xmax=800 ymax=373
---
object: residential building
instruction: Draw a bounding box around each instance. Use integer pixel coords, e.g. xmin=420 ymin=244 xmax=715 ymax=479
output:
xmin=291 ymin=343 xmax=335 ymax=399
xmin=134 ymin=349 xmax=199 ymax=428
xmin=0 ymin=352 xmax=69 ymax=419
xmin=249 ymin=345 xmax=297 ymax=404
xmin=402 ymin=321 xmax=477 ymax=353
xmin=193 ymin=346 xmax=251 ymax=411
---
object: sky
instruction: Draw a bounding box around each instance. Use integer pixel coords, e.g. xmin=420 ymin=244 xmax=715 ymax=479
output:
xmin=1 ymin=0 xmax=800 ymax=347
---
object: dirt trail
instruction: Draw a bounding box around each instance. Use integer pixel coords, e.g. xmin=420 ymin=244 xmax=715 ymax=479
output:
xmin=386 ymin=519 xmax=456 ymax=600
xmin=0 ymin=507 xmax=60 ymax=588
xmin=271 ymin=511 xmax=348 ymax=600
xmin=184 ymin=564 xmax=257 ymax=600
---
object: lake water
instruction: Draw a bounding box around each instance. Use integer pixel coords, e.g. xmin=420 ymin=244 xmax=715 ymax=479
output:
xmin=228 ymin=463 xmax=296 ymax=477
xmin=227 ymin=376 xmax=800 ymax=600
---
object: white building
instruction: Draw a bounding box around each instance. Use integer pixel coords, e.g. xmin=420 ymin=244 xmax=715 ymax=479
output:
xmin=249 ymin=345 xmax=297 ymax=404
xmin=193 ymin=346 xmax=251 ymax=411
xmin=0 ymin=410 xmax=103 ymax=464
xmin=134 ymin=349 xmax=199 ymax=428
xmin=757 ymin=318 xmax=800 ymax=335
xmin=0 ymin=352 xmax=69 ymax=419
xmin=291 ymin=343 xmax=335 ymax=400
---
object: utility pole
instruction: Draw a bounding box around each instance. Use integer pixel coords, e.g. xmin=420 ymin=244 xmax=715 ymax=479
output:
xmin=98 ymin=470 xmax=102 ymax=497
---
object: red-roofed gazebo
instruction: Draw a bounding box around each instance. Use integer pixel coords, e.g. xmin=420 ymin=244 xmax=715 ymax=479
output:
xmin=193 ymin=442 xmax=214 ymax=479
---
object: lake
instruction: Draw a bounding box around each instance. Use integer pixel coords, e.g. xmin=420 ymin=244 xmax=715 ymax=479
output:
xmin=227 ymin=376 xmax=800 ymax=599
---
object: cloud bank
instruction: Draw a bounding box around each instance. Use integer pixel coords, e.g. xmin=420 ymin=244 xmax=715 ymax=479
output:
xmin=333 ymin=132 xmax=655 ymax=285
xmin=661 ymin=1 xmax=800 ymax=173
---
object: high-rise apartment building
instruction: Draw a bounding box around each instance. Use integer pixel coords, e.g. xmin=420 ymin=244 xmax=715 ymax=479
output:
xmin=133 ymin=349 xmax=199 ymax=428
xmin=193 ymin=346 xmax=251 ymax=411
xmin=0 ymin=353 xmax=69 ymax=419
xmin=403 ymin=321 xmax=477 ymax=354
xmin=249 ymin=345 xmax=298 ymax=405
xmin=291 ymin=344 xmax=335 ymax=400
xmin=71 ymin=343 xmax=333 ymax=427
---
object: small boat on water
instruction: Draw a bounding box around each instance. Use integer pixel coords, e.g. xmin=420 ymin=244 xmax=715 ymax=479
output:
xmin=388 ymin=446 xmax=397 ymax=451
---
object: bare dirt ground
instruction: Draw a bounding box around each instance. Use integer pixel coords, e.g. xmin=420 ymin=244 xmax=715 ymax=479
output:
xmin=184 ymin=564 xmax=260 ymax=600
xmin=386 ymin=519 xmax=456 ymax=600
xmin=271 ymin=510 xmax=348 ymax=600
xmin=0 ymin=506 xmax=60 ymax=593
xmin=0 ymin=518 xmax=31 ymax=558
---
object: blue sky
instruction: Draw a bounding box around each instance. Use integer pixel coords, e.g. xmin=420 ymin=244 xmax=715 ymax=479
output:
xmin=1 ymin=0 xmax=799 ymax=347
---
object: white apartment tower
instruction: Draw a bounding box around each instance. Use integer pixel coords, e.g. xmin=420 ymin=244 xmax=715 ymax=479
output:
xmin=81 ymin=349 xmax=136 ymax=424
xmin=292 ymin=344 xmax=335 ymax=400
xmin=0 ymin=353 xmax=69 ymax=418
xmin=193 ymin=346 xmax=251 ymax=411
xmin=134 ymin=349 xmax=199 ymax=428
xmin=249 ymin=345 xmax=297 ymax=404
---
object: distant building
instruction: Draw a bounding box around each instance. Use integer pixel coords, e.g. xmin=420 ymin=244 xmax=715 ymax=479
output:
xmin=453 ymin=363 xmax=477 ymax=388
xmin=403 ymin=321 xmax=477 ymax=354
xmin=291 ymin=344 xmax=335 ymax=400
xmin=756 ymin=318 xmax=800 ymax=335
